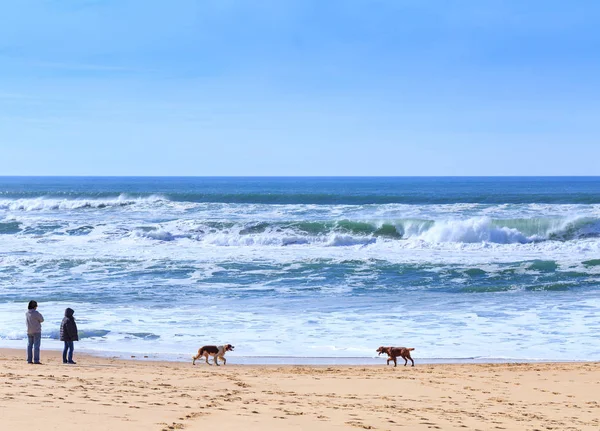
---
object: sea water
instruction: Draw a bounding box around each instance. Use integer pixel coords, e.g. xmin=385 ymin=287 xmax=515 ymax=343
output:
xmin=0 ymin=177 xmax=599 ymax=362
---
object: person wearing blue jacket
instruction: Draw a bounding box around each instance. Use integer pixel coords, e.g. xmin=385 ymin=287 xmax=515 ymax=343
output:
xmin=59 ymin=308 xmax=79 ymax=364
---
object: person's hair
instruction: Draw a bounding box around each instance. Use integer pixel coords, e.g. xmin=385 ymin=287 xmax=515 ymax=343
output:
xmin=28 ymin=300 xmax=38 ymax=310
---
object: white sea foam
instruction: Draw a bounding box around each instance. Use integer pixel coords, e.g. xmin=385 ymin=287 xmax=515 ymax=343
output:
xmin=411 ymin=217 xmax=531 ymax=243
xmin=1 ymin=293 xmax=599 ymax=360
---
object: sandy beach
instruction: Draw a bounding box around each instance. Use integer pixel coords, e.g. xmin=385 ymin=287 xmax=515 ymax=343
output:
xmin=0 ymin=349 xmax=598 ymax=431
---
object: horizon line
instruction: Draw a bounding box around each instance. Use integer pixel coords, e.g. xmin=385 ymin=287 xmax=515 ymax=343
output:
xmin=1 ymin=175 xmax=599 ymax=178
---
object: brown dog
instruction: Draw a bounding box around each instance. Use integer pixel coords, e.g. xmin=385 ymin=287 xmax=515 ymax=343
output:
xmin=192 ymin=344 xmax=234 ymax=366
xmin=377 ymin=346 xmax=415 ymax=367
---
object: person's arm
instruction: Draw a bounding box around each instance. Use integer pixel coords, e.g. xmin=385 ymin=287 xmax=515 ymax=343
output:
xmin=38 ymin=312 xmax=44 ymax=323
xmin=67 ymin=320 xmax=77 ymax=340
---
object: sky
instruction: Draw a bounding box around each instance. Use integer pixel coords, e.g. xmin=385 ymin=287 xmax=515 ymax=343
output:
xmin=0 ymin=0 xmax=599 ymax=176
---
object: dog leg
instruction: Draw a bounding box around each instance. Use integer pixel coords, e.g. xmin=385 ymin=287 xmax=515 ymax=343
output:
xmin=403 ymin=357 xmax=408 ymax=366
xmin=393 ymin=357 xmax=397 ymax=367
xmin=222 ymin=356 xmax=226 ymax=366
xmin=192 ymin=350 xmax=202 ymax=365
xmin=205 ymin=355 xmax=212 ymax=365
xmin=387 ymin=357 xmax=391 ymax=366
xmin=214 ymin=356 xmax=220 ymax=366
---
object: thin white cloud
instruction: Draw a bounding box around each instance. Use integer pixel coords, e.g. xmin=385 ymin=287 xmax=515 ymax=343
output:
xmin=32 ymin=61 xmax=134 ymax=72
xmin=0 ymin=93 xmax=38 ymax=100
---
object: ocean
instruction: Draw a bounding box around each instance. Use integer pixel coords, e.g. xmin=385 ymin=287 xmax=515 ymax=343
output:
xmin=1 ymin=177 xmax=599 ymax=363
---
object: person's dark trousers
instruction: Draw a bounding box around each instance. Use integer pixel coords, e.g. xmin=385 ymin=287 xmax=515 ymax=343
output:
xmin=63 ymin=341 xmax=74 ymax=363
xmin=27 ymin=333 xmax=41 ymax=363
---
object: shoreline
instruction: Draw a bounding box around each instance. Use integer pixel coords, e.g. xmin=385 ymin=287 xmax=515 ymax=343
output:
xmin=2 ymin=344 xmax=594 ymax=365
xmin=3 ymin=346 xmax=598 ymax=363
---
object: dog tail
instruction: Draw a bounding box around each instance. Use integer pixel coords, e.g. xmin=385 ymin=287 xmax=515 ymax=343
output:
xmin=408 ymin=348 xmax=415 ymax=351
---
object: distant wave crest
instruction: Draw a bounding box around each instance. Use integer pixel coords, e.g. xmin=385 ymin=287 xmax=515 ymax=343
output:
xmin=0 ymin=195 xmax=165 ymax=211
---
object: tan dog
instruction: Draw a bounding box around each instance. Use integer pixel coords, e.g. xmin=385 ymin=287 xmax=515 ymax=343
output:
xmin=192 ymin=344 xmax=234 ymax=366
xmin=376 ymin=346 xmax=415 ymax=367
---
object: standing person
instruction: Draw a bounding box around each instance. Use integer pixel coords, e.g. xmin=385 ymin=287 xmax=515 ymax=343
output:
xmin=60 ymin=308 xmax=79 ymax=364
xmin=25 ymin=300 xmax=44 ymax=364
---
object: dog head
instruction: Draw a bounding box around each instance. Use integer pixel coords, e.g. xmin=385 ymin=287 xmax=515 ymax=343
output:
xmin=225 ymin=344 xmax=235 ymax=352
xmin=376 ymin=346 xmax=389 ymax=356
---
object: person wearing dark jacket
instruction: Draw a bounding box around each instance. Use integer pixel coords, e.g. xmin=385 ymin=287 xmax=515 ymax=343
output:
xmin=60 ymin=308 xmax=79 ymax=364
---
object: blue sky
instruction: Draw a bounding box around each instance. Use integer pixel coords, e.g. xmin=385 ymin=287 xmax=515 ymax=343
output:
xmin=1 ymin=0 xmax=599 ymax=175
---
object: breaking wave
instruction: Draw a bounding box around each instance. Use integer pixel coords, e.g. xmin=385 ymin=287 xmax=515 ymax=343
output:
xmin=0 ymin=195 xmax=165 ymax=211
xmin=76 ymin=216 xmax=600 ymax=245
xmin=2 ymin=196 xmax=599 ymax=245
xmin=142 ymin=217 xmax=600 ymax=244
